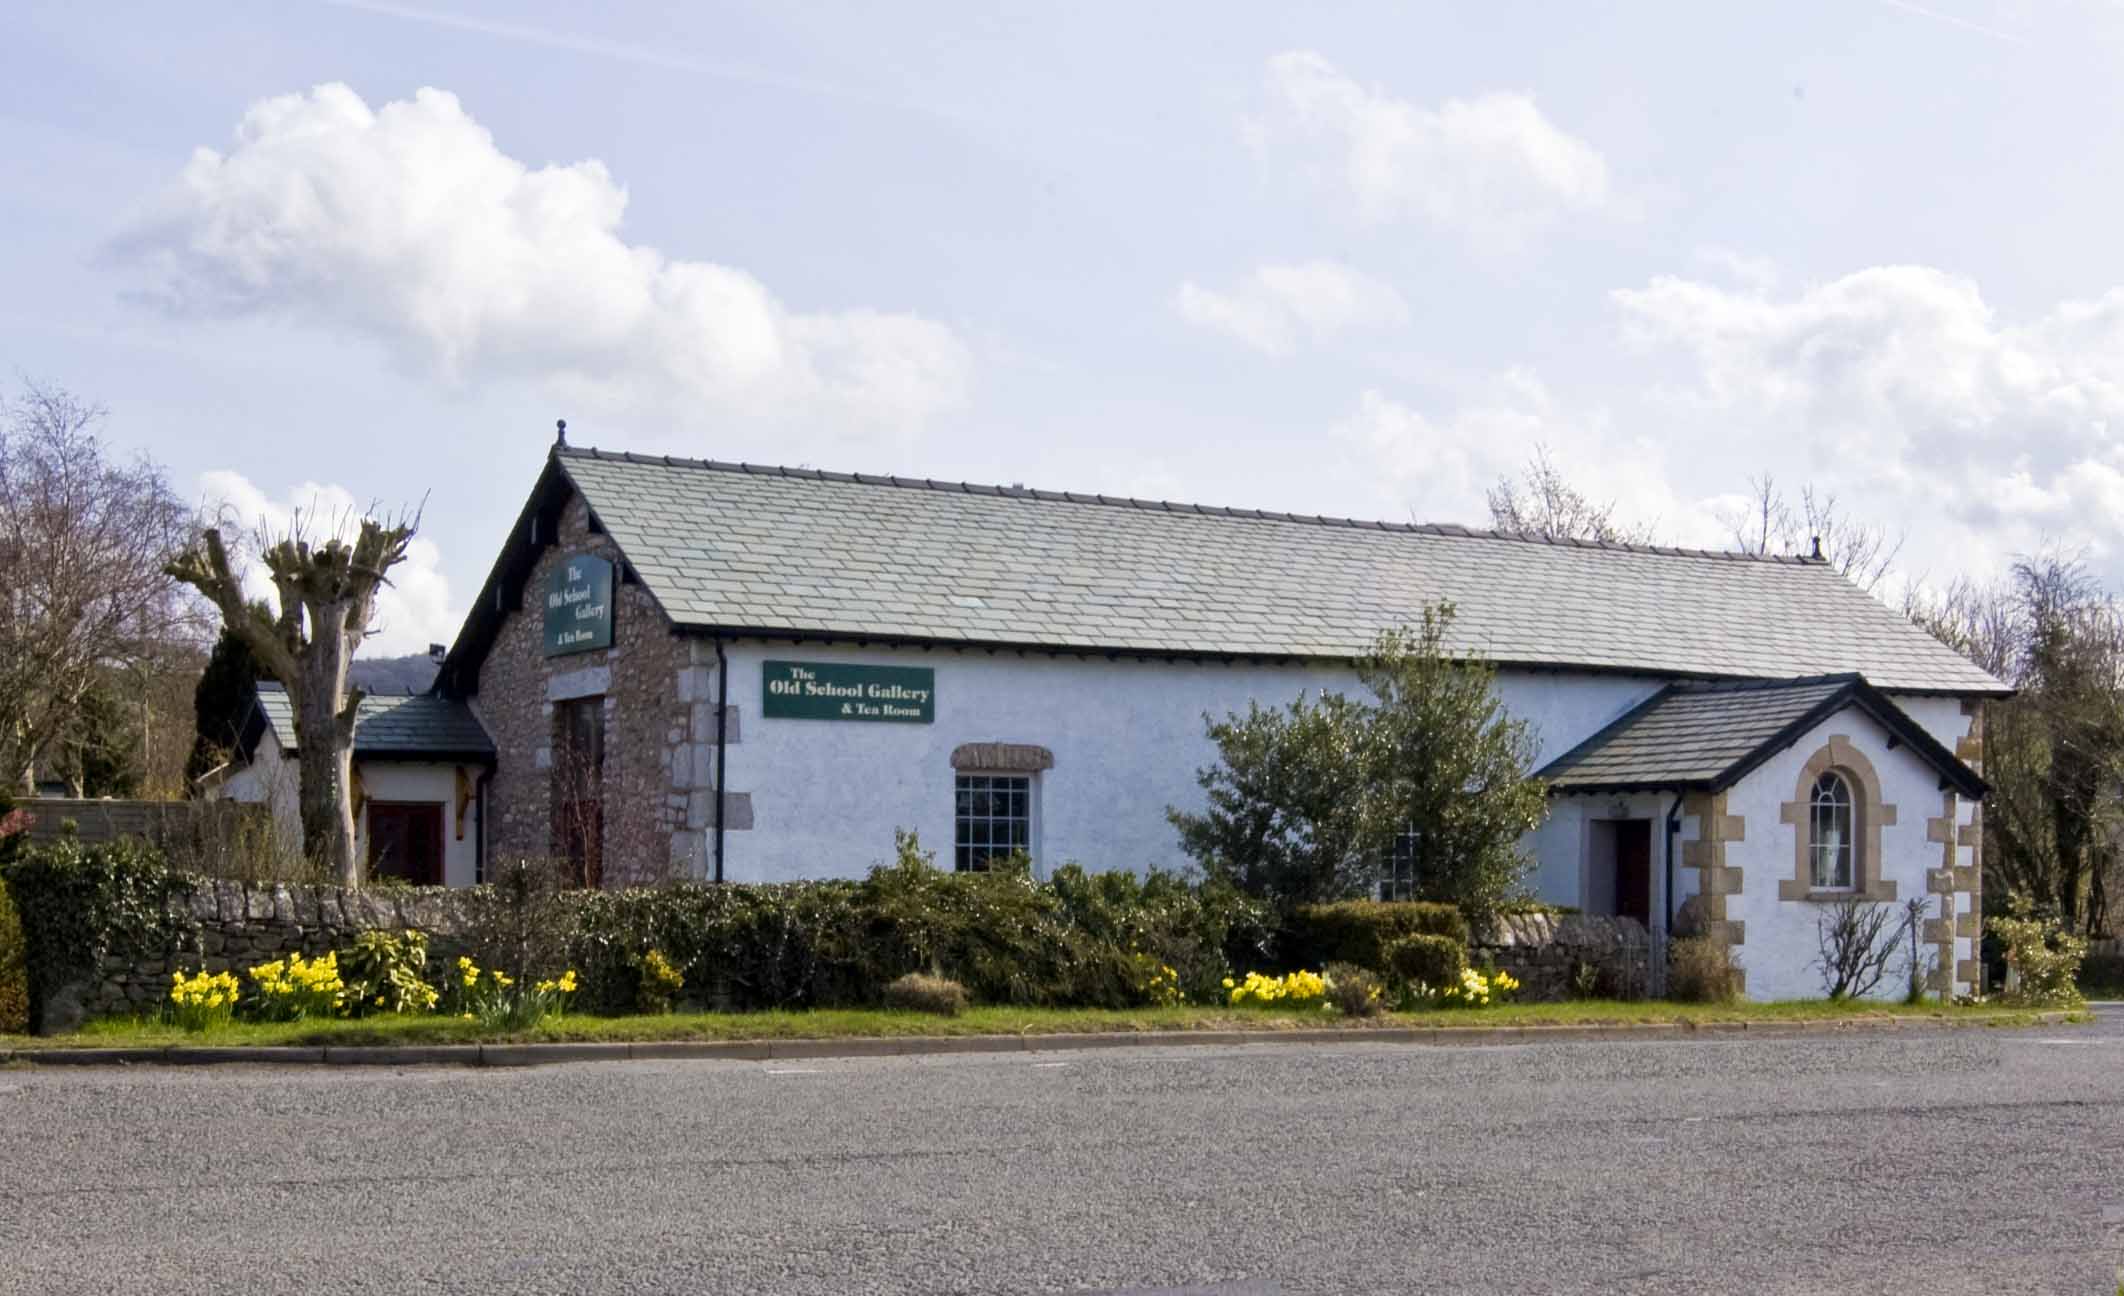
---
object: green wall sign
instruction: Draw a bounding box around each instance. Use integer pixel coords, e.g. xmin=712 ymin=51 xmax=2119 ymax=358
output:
xmin=763 ymin=660 xmax=935 ymax=723
xmin=544 ymin=554 xmax=614 ymax=656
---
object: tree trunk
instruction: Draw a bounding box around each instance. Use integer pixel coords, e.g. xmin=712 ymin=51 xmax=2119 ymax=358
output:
xmin=292 ymin=608 xmax=363 ymax=887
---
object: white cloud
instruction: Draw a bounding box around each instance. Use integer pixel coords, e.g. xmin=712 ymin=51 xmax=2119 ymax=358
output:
xmin=1255 ymin=51 xmax=1610 ymax=244
xmin=1611 ymin=265 xmax=2124 ymax=577
xmin=197 ymin=469 xmax=457 ymax=659
xmin=110 ymin=84 xmax=970 ymax=437
xmin=1173 ymin=260 xmax=1409 ymax=355
xmin=1334 ymin=372 xmax=1713 ymax=544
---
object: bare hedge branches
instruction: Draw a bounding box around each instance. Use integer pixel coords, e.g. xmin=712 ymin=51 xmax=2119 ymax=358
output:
xmin=1813 ymin=897 xmax=1908 ymax=1000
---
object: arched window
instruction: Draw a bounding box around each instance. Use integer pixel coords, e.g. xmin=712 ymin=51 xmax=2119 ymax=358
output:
xmin=1808 ymin=772 xmax=1855 ymax=890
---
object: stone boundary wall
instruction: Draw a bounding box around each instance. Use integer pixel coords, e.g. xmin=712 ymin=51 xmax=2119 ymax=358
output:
xmin=53 ymin=883 xmax=1659 ymax=1030
xmin=54 ymin=881 xmax=478 ymax=1033
xmin=1472 ymin=912 xmax=1653 ymax=1001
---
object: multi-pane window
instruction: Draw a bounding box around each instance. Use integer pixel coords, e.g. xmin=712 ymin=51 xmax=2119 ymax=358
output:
xmin=1380 ymin=828 xmax=1422 ymax=901
xmin=955 ymin=774 xmax=1030 ymax=872
xmin=1808 ymin=771 xmax=1854 ymax=890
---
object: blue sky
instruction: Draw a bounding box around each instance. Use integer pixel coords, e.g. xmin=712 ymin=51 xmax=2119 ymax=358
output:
xmin=7 ymin=1 xmax=2124 ymax=653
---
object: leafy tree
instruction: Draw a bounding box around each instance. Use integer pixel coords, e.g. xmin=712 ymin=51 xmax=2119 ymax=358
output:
xmin=1169 ymin=690 xmax=1377 ymax=909
xmin=1357 ymin=610 xmax=1550 ymax=919
xmin=1171 ymin=604 xmax=1547 ymax=920
xmin=184 ymin=607 xmax=272 ymax=791
xmin=1911 ymin=554 xmax=2124 ymax=938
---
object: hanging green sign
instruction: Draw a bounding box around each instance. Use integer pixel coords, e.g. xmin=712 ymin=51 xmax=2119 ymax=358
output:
xmin=544 ymin=554 xmax=614 ymax=656
xmin=763 ymin=660 xmax=935 ymax=723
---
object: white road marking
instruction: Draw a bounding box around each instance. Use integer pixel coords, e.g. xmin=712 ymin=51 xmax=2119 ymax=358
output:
xmin=765 ymin=1068 xmax=825 ymax=1075
xmin=1030 ymin=1061 xmax=1070 ymax=1069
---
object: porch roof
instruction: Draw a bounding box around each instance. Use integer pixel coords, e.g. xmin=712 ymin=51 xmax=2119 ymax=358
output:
xmin=1536 ymin=673 xmax=1986 ymax=798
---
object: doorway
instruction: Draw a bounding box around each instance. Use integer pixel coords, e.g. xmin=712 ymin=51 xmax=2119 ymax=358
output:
xmin=1588 ymin=819 xmax=1653 ymax=926
xmin=368 ymin=802 xmax=444 ymax=886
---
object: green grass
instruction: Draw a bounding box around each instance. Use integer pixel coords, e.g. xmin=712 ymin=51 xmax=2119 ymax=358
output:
xmin=0 ymin=997 xmax=2073 ymax=1051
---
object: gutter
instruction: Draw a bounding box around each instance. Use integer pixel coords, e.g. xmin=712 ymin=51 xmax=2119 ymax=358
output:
xmin=1663 ymin=792 xmax=1682 ymax=934
xmin=713 ymin=637 xmax=729 ymax=885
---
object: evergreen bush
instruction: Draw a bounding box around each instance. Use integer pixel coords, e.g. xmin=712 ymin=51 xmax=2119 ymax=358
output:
xmin=1384 ymin=933 xmax=1467 ymax=993
xmin=1283 ymin=900 xmax=1468 ymax=973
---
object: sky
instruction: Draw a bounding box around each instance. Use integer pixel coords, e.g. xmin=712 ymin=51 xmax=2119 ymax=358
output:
xmin=7 ymin=0 xmax=2124 ymax=656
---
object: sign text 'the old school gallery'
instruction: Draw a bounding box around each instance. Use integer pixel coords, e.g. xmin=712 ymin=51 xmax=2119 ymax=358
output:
xmin=544 ymin=554 xmax=614 ymax=656
xmin=763 ymin=661 xmax=936 ymax=723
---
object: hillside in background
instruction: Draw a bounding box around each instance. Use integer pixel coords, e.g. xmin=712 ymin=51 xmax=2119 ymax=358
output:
xmin=349 ymin=652 xmax=438 ymax=695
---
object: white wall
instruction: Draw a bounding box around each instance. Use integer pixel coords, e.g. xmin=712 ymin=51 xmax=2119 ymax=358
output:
xmin=1719 ymin=704 xmax=1977 ymax=1001
xmin=716 ymin=641 xmax=1660 ymax=884
xmin=357 ymin=763 xmax=481 ymax=889
xmin=216 ymin=739 xmax=481 ymax=888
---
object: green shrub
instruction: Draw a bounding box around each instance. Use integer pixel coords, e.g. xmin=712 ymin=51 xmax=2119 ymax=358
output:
xmin=1988 ymin=895 xmax=2086 ymax=1008
xmin=0 ymin=875 xmax=27 ymax=1033
xmin=882 ymin=972 xmax=967 ymax=1016
xmin=1384 ymin=933 xmax=1466 ymax=993
xmin=339 ymin=929 xmax=439 ymax=1016
xmin=1667 ymin=935 xmax=1742 ymax=1003
xmin=1324 ymin=962 xmax=1385 ymax=1018
xmin=1286 ymin=900 xmax=1468 ymax=973
xmin=0 ymin=837 xmax=196 ymax=1032
xmin=568 ymin=839 xmax=1273 ymax=1014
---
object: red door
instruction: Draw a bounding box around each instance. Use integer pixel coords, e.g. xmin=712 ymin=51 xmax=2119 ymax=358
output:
xmin=368 ymin=802 xmax=444 ymax=886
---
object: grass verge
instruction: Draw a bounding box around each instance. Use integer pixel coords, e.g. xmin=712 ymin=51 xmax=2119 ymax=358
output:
xmin=0 ymin=997 xmax=2074 ymax=1051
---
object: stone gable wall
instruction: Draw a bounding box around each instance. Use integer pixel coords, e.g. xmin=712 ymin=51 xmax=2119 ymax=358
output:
xmin=472 ymin=490 xmax=700 ymax=885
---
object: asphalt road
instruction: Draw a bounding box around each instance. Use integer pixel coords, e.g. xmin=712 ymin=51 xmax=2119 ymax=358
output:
xmin=4 ymin=1012 xmax=2121 ymax=1295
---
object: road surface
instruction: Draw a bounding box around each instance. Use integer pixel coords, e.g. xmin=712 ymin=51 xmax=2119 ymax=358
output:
xmin=4 ymin=1011 xmax=2120 ymax=1294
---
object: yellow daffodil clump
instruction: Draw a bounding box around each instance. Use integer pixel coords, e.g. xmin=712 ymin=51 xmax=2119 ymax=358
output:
xmin=246 ymin=952 xmax=345 ymax=1021
xmin=1410 ymin=966 xmax=1521 ymax=1009
xmin=169 ymin=968 xmax=241 ymax=1032
xmin=1224 ymin=969 xmax=1331 ymax=1009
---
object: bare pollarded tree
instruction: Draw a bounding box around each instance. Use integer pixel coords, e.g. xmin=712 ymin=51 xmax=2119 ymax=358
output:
xmin=1721 ymin=474 xmax=1905 ymax=592
xmin=167 ymin=505 xmax=419 ymax=886
xmin=0 ymin=383 xmax=199 ymax=794
xmin=1485 ymin=445 xmax=1659 ymax=545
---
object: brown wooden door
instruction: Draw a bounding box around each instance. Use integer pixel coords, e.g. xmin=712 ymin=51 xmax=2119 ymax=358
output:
xmin=1614 ymin=819 xmax=1652 ymax=926
xmin=368 ymin=802 xmax=444 ymax=886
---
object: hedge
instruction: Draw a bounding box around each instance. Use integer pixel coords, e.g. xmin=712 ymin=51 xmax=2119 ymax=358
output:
xmin=0 ymin=837 xmax=197 ymax=1032
xmin=0 ymin=875 xmax=27 ymax=1032
xmin=569 ymin=857 xmax=1276 ymax=1012
xmin=0 ymin=833 xmax=1278 ymax=1021
xmin=1281 ymin=900 xmax=1468 ymax=974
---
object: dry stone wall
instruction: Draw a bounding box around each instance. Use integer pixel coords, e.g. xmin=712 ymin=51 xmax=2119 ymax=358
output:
xmin=52 ymin=881 xmax=478 ymax=1032
xmin=1471 ymin=912 xmax=1653 ymax=1001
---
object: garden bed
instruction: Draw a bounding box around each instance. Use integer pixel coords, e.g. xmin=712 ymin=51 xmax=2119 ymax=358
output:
xmin=0 ymin=998 xmax=2072 ymax=1052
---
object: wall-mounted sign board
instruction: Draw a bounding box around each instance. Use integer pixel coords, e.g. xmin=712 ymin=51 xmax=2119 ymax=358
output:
xmin=544 ymin=554 xmax=614 ymax=656
xmin=763 ymin=660 xmax=935 ymax=723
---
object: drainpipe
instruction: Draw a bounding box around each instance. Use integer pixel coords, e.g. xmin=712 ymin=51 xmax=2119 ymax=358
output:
xmin=1659 ymin=792 xmax=1682 ymax=999
xmin=1662 ymin=793 xmax=1682 ymax=933
xmin=713 ymin=638 xmax=729 ymax=884
xmin=473 ymin=766 xmax=494 ymax=885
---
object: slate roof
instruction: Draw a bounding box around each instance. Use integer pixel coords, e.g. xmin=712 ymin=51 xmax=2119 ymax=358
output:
xmin=1537 ymin=674 xmax=1986 ymax=796
xmin=441 ymin=445 xmax=2011 ymax=696
xmin=249 ymin=683 xmax=495 ymax=762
